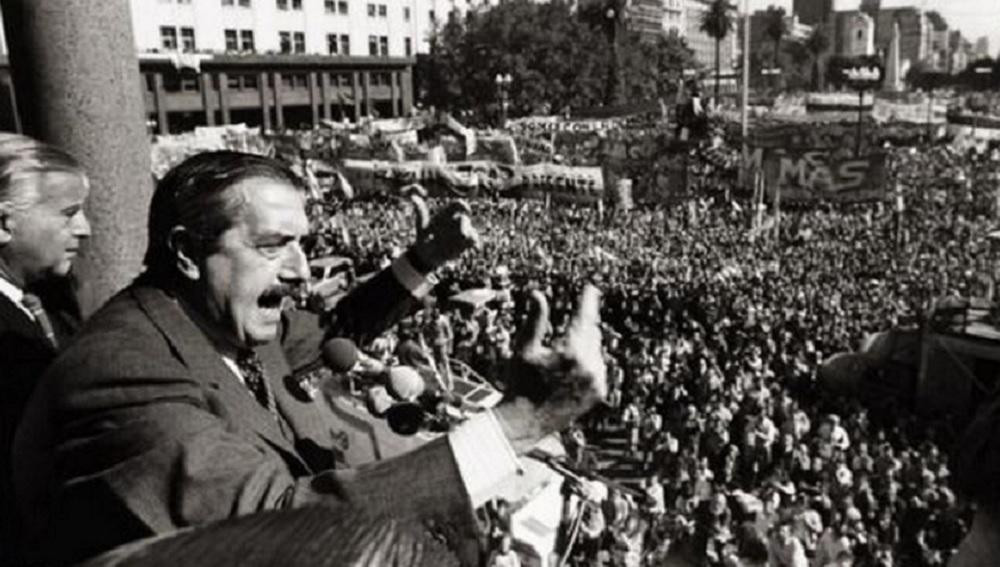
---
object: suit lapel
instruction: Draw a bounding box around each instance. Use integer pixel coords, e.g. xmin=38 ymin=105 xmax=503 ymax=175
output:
xmin=130 ymin=286 xmax=305 ymax=468
xmin=0 ymin=293 xmax=52 ymax=352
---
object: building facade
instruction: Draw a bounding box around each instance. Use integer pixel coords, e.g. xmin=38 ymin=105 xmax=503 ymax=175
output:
xmin=792 ymin=0 xmax=833 ymax=27
xmin=628 ymin=0 xmax=668 ymax=39
xmin=833 ymin=11 xmax=875 ymax=58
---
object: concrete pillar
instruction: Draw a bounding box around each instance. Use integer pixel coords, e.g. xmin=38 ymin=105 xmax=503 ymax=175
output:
xmin=362 ymin=71 xmax=372 ymax=119
xmin=308 ymin=71 xmax=319 ymax=127
xmin=152 ymin=72 xmax=170 ymax=135
xmin=273 ymin=71 xmax=285 ymax=131
xmin=218 ymin=71 xmax=231 ymax=125
xmin=351 ymin=71 xmax=361 ymax=122
xmin=1 ymin=0 xmax=156 ymax=314
xmin=400 ymin=67 xmax=413 ymax=116
xmin=320 ymin=71 xmax=332 ymax=121
xmin=200 ymin=72 xmax=216 ymax=127
xmin=258 ymin=71 xmax=271 ymax=131
xmin=390 ymin=71 xmax=400 ymax=117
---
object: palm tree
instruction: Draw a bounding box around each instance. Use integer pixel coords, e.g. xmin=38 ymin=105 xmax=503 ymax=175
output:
xmin=699 ymin=0 xmax=734 ymax=104
xmin=762 ymin=6 xmax=787 ymax=72
xmin=804 ymin=27 xmax=830 ymax=90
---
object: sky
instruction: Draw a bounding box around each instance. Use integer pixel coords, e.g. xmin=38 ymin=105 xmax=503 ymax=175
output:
xmin=747 ymin=0 xmax=1000 ymax=57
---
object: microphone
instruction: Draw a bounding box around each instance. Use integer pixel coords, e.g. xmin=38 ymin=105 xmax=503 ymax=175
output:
xmin=322 ymin=338 xmax=359 ymax=373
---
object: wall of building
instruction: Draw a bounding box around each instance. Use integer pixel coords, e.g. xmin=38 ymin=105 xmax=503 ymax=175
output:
xmin=834 ymin=11 xmax=874 ymax=58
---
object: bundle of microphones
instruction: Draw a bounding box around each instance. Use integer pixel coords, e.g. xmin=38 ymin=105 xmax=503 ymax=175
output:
xmin=301 ymin=336 xmax=468 ymax=437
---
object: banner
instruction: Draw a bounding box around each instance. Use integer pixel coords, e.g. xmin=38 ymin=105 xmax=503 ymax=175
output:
xmin=762 ymin=150 xmax=887 ymax=202
xmin=339 ymin=159 xmax=604 ymax=201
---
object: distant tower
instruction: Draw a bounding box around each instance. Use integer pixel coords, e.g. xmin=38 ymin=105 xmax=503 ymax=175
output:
xmin=860 ymin=0 xmax=882 ymax=54
xmin=885 ymin=19 xmax=901 ymax=91
xmin=793 ymin=0 xmax=833 ymax=26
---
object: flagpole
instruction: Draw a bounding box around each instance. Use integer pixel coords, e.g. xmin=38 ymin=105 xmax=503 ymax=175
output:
xmin=741 ymin=0 xmax=751 ymax=188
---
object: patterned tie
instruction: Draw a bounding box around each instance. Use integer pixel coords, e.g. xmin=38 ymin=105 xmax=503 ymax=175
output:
xmin=21 ymin=293 xmax=58 ymax=349
xmin=236 ymin=349 xmax=278 ymax=418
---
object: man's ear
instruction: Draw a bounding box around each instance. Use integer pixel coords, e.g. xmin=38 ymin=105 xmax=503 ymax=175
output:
xmin=167 ymin=226 xmax=201 ymax=281
xmin=0 ymin=203 xmax=15 ymax=246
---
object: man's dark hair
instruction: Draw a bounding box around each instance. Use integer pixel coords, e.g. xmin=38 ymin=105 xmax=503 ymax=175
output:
xmin=143 ymin=151 xmax=306 ymax=278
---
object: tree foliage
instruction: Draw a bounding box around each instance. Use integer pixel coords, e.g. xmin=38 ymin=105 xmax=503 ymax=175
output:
xmin=699 ymin=0 xmax=734 ymax=102
xmin=804 ymin=27 xmax=831 ymax=90
xmin=414 ymin=0 xmax=695 ymax=119
xmin=762 ymin=6 xmax=788 ymax=70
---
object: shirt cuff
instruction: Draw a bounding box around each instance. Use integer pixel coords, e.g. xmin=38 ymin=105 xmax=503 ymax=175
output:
xmin=391 ymin=254 xmax=438 ymax=298
xmin=448 ymin=409 xmax=523 ymax=508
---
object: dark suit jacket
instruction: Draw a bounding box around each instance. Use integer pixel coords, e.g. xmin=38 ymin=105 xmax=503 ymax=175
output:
xmin=0 ymin=278 xmax=81 ymax=565
xmin=14 ymin=268 xmax=478 ymax=565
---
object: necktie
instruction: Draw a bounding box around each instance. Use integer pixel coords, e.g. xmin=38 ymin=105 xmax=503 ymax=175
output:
xmin=236 ymin=349 xmax=278 ymax=418
xmin=21 ymin=293 xmax=58 ymax=349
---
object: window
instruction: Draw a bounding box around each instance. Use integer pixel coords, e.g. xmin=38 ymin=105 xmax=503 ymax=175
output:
xmin=293 ymin=32 xmax=306 ymax=54
xmin=404 ymin=7 xmax=411 ymax=21
xmin=404 ymin=37 xmax=412 ymax=57
xmin=240 ymin=29 xmax=255 ymax=51
xmin=378 ymin=4 xmax=386 ymax=17
xmin=222 ymin=0 xmax=234 ymax=5
xmin=338 ymin=1 xmax=348 ymax=14
xmin=280 ymin=31 xmax=292 ymax=53
xmin=160 ymin=26 xmax=178 ymax=50
xmin=177 ymin=0 xmax=192 ymax=4
xmin=340 ymin=34 xmax=350 ymax=55
xmin=277 ymin=0 xmax=288 ymax=10
xmin=367 ymin=3 xmax=376 ymax=17
xmin=224 ymin=29 xmax=239 ymax=51
xmin=857 ymin=29 xmax=863 ymax=40
xmin=240 ymin=0 xmax=251 ymax=5
xmin=325 ymin=0 xmax=336 ymax=13
xmin=327 ymin=33 xmax=339 ymax=54
xmin=368 ymin=35 xmax=378 ymax=56
xmin=379 ymin=35 xmax=388 ymax=56
xmin=180 ymin=27 xmax=196 ymax=52
xmin=292 ymin=0 xmax=302 ymax=9
xmin=429 ymin=10 xmax=435 ymax=23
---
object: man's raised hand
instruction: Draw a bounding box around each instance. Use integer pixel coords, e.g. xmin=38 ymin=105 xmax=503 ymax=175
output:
xmin=495 ymin=285 xmax=607 ymax=455
xmin=406 ymin=190 xmax=480 ymax=273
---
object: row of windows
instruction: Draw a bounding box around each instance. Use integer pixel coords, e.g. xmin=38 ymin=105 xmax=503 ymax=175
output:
xmin=164 ymin=0 xmax=431 ymax=23
xmin=160 ymin=26 xmax=197 ymax=52
xmin=220 ymin=0 xmax=404 ymax=18
xmin=149 ymin=71 xmax=395 ymax=93
xmin=172 ymin=27 xmax=412 ymax=56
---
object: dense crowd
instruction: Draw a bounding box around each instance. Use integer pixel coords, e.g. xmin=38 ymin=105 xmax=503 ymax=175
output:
xmin=304 ymin=140 xmax=1000 ymax=566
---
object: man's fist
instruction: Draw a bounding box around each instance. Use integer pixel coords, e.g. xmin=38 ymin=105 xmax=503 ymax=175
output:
xmin=407 ymin=192 xmax=480 ymax=273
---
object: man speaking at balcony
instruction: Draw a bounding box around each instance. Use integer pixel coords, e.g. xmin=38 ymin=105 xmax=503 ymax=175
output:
xmin=13 ymin=151 xmax=606 ymax=565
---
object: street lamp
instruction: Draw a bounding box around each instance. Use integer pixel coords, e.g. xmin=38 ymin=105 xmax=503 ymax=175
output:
xmin=843 ymin=64 xmax=883 ymax=156
xmin=495 ymin=72 xmax=512 ymax=128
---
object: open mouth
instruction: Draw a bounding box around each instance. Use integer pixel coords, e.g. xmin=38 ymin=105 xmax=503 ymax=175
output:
xmin=258 ymin=285 xmax=301 ymax=311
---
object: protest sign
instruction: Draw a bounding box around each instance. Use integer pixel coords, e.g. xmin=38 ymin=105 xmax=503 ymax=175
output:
xmin=761 ymin=150 xmax=886 ymax=202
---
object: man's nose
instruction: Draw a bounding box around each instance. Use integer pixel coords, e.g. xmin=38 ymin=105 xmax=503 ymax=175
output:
xmin=71 ymin=211 xmax=91 ymax=238
xmin=280 ymin=241 xmax=310 ymax=283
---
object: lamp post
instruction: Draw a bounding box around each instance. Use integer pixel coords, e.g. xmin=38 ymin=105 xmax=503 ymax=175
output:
xmin=495 ymin=72 xmax=512 ymax=128
xmin=843 ymin=64 xmax=883 ymax=156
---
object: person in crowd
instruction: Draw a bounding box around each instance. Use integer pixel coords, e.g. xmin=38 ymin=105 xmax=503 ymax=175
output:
xmin=486 ymin=534 xmax=522 ymax=567
xmin=0 ymin=133 xmax=90 ymax=564
xmin=12 ymin=151 xmax=607 ymax=564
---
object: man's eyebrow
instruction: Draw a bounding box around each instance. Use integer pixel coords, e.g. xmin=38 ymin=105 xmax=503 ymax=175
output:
xmin=60 ymin=204 xmax=82 ymax=215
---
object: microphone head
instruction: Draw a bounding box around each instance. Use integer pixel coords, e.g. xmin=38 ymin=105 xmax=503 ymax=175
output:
xmin=386 ymin=402 xmax=426 ymax=436
xmin=323 ymin=338 xmax=359 ymax=373
xmin=365 ymin=386 xmax=394 ymax=417
xmin=386 ymin=365 xmax=425 ymax=401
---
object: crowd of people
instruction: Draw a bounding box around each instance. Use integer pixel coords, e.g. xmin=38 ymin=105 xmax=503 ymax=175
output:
xmin=304 ymin=139 xmax=1000 ymax=566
